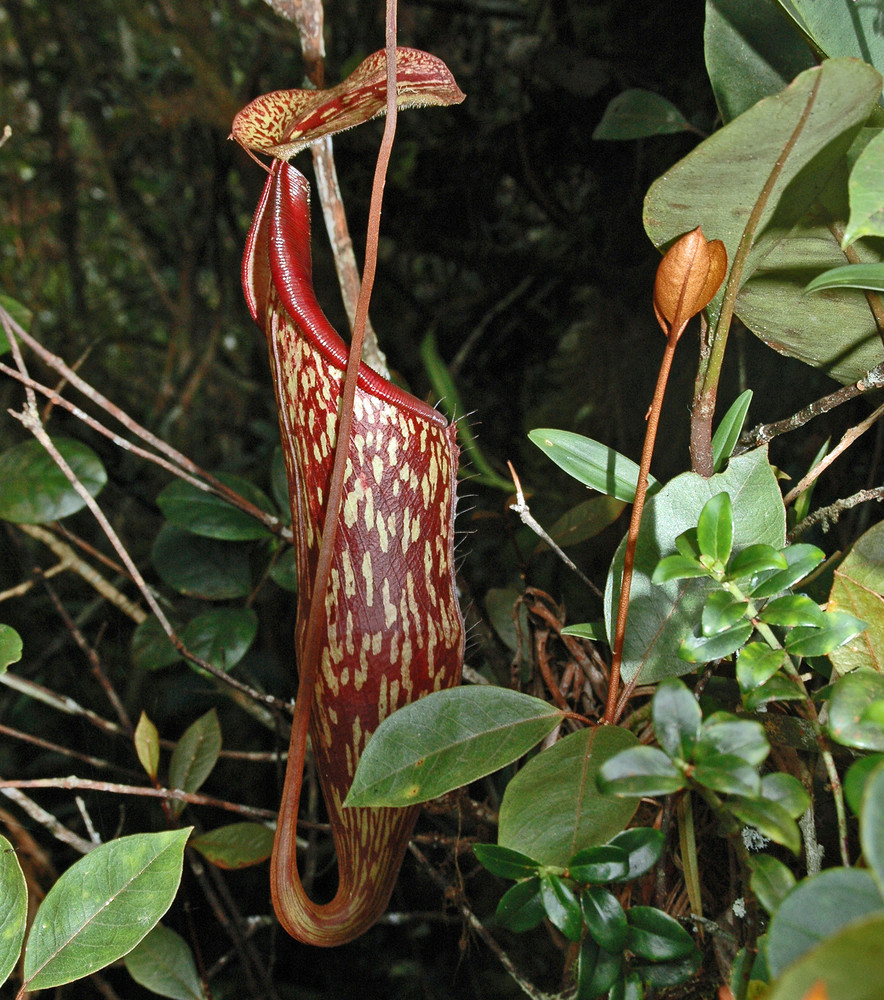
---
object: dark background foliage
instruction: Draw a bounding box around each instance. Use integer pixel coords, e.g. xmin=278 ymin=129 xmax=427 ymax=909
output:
xmin=1 ymin=2 xmax=875 ymax=998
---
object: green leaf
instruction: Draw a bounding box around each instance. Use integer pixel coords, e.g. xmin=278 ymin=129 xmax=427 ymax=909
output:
xmin=727 ymin=543 xmax=788 ymax=581
xmin=497 ymin=725 xmax=638 ymax=867
xmin=759 ymin=594 xmax=826 ymax=628
xmin=169 ymin=709 xmax=222 ymax=816
xmin=607 ymin=827 xmax=665 ymax=881
xmin=860 ymin=760 xmax=884 ymax=898
xmin=576 ymin=935 xmax=622 ymax=1000
xmin=748 ymin=543 xmax=824 ymax=599
xmin=701 ymin=591 xmax=749 ymax=636
xmin=645 ymin=58 xmax=884 ymax=385
xmin=189 ymin=823 xmax=275 ymax=870
xmin=698 ymin=717 xmax=770 ymax=766
xmin=157 ymin=473 xmax=275 ymax=541
xmin=761 ymin=773 xmax=810 ymax=819
xmin=567 ymin=845 xmax=630 ymax=885
xmin=651 ymin=554 xmax=708 ymax=584
xmin=675 ymin=528 xmax=701 ymax=561
xmin=743 ymin=672 xmax=806 ymax=711
xmin=844 ymin=754 xmax=884 ymax=816
xmin=805 ymin=262 xmax=884 ymax=293
xmin=152 ymin=523 xmax=253 ymax=600
xmin=828 ymin=669 xmax=884 ymax=751
xmin=494 ymin=877 xmax=546 ymax=932
xmin=609 ymin=971 xmax=644 ymax=1000
xmin=828 ymin=519 xmax=884 ymax=675
xmin=679 ymin=621 xmax=753 ymax=663
xmin=131 ymin=616 xmax=182 ymax=672
xmin=597 ymin=746 xmax=686 ymax=798
xmin=692 ymin=755 xmax=761 ymax=797
xmin=124 ymin=923 xmax=207 ymax=1000
xmin=0 ymin=294 xmax=34 ymax=349
xmin=134 ymin=711 xmax=160 ymax=780
xmin=696 ymin=492 xmax=734 ymax=565
xmin=592 ymin=89 xmax=691 ymax=140
xmin=843 ymin=127 xmax=884 ymax=246
xmin=604 ymin=448 xmax=785 ymax=685
xmin=784 ymin=610 xmax=867 ymax=658
xmin=346 ymin=687 xmax=562 ymax=808
xmin=749 ymin=853 xmax=796 ymax=916
xmin=538 ymin=496 xmax=627 ymax=552
xmin=560 ymin=622 xmax=607 ymax=642
xmin=473 ymin=844 xmax=540 ymax=881
xmin=652 ymin=678 xmax=701 ymax=760
xmin=0 ymin=833 xmax=27 ymax=989
xmin=736 ymin=643 xmax=786 ymax=692
xmin=540 ymin=874 xmax=583 ymax=941
xmin=727 ymin=796 xmax=800 ymax=854
xmin=528 ymin=429 xmax=660 ymax=502
xmin=0 ymin=438 xmax=106 ymax=524
xmin=580 ymin=886 xmax=627 ymax=953
xmin=711 ymin=390 xmax=754 ymax=472
xmin=784 ymin=0 xmax=884 ymax=90
xmin=625 ymin=906 xmax=696 ymax=961
xmin=268 ymin=545 xmax=298 ymax=592
xmin=22 ymin=829 xmax=191 ymax=991
xmin=767 ymin=913 xmax=884 ymax=1000
xmin=0 ymin=624 xmax=23 ymax=673
xmin=767 ymin=867 xmax=884 ymax=978
xmin=633 ymin=949 xmax=703 ymax=988
xmin=181 ymin=607 xmax=258 ymax=673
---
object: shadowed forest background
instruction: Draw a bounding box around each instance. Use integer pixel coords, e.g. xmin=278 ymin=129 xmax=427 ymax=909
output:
xmin=1 ymin=2 xmax=879 ymax=998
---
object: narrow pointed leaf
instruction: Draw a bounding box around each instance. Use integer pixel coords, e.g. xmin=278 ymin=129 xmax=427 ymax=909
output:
xmin=0 ymin=834 xmax=27 ymax=989
xmin=124 ymin=923 xmax=207 ymax=1000
xmin=696 ymin=492 xmax=734 ymax=565
xmin=134 ymin=711 xmax=160 ymax=780
xmin=23 ymin=829 xmax=191 ymax=991
xmin=581 ymin=886 xmax=627 ymax=953
xmin=540 ymin=874 xmax=583 ymax=941
xmin=712 ymin=389 xmax=753 ymax=472
xmin=805 ymin=262 xmax=884 ymax=293
xmin=169 ymin=709 xmax=222 ymax=816
xmin=346 ymin=687 xmax=562 ymax=807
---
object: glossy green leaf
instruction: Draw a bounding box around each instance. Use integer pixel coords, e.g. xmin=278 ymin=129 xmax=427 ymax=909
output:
xmin=767 ymin=867 xmax=884 ymax=977
xmin=696 ymin=492 xmax=734 ymax=565
xmin=528 ymin=429 xmax=660 ymax=502
xmin=759 ymin=594 xmax=826 ymax=628
xmin=844 ymin=754 xmax=884 ymax=815
xmin=711 ymin=390 xmax=753 ymax=472
xmin=597 ymin=746 xmax=686 ymax=798
xmin=727 ymin=796 xmax=800 ymax=854
xmin=805 ymin=262 xmax=884 ymax=293
xmin=540 ymin=874 xmax=583 ymax=941
xmin=346 ymin=687 xmax=562 ymax=808
xmin=767 ymin=912 xmax=884 ymax=1000
xmin=704 ymin=0 xmax=814 ymax=123
xmin=761 ymin=773 xmax=810 ymax=818
xmin=701 ymin=590 xmax=749 ymax=636
xmin=189 ymin=823 xmax=275 ymax=870
xmin=645 ymin=59 xmax=884 ymax=384
xmin=592 ymin=89 xmax=691 ymax=140
xmin=498 ymin=725 xmax=638 ymax=866
xmin=134 ymin=711 xmax=160 ymax=780
xmin=0 ymin=833 xmax=27 ymax=989
xmin=605 ymin=448 xmax=785 ymax=684
xmin=727 ymin=543 xmax=788 ymax=581
xmin=124 ymin=923 xmax=207 ymax=1000
xmin=0 ymin=624 xmax=22 ymax=673
xmin=576 ymin=935 xmax=622 ymax=1000
xmin=828 ymin=669 xmax=884 ymax=750
xmin=743 ymin=672 xmax=805 ymax=711
xmin=22 ymin=829 xmax=190 ymax=991
xmin=698 ymin=716 xmax=769 ymax=765
xmin=152 ymin=523 xmax=252 ymax=600
xmin=861 ymin=760 xmax=884 ymax=897
xmin=580 ymin=886 xmax=627 ymax=953
xmin=748 ymin=543 xmax=824 ymax=599
xmin=749 ymin=853 xmax=796 ymax=916
xmin=157 ymin=473 xmax=275 ymax=540
xmin=651 ymin=554 xmax=708 ymax=584
xmin=131 ymin=616 xmax=182 ymax=672
xmin=268 ymin=545 xmax=298 ymax=591
xmin=625 ymin=906 xmax=696 ymax=961
xmin=607 ymin=827 xmax=665 ymax=881
xmin=692 ymin=754 xmax=761 ymax=797
xmin=494 ymin=877 xmax=546 ymax=932
xmin=828 ymin=519 xmax=884 ymax=675
xmin=169 ymin=709 xmax=222 ymax=816
xmin=473 ymin=844 xmax=540 ymax=881
xmin=609 ymin=970 xmax=643 ymax=1000
xmin=567 ymin=845 xmax=629 ymax=885
xmin=0 ymin=437 xmax=106 ymax=524
xmin=632 ymin=949 xmax=703 ymax=988
xmin=652 ymin=678 xmax=701 ymax=760
xmin=181 ymin=607 xmax=258 ymax=673
xmin=679 ymin=620 xmax=753 ymax=663
xmin=736 ymin=642 xmax=786 ymax=692
xmin=675 ymin=528 xmax=701 ymax=561
xmin=784 ymin=610 xmax=866 ymax=658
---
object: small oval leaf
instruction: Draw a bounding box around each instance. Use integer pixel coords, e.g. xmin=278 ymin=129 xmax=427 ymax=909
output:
xmin=0 ymin=438 xmax=106 ymax=524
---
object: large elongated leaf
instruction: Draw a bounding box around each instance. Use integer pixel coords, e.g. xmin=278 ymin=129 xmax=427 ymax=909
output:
xmin=23 ymin=829 xmax=191 ymax=991
xmin=604 ymin=448 xmax=785 ymax=684
xmin=345 ymin=687 xmax=562 ymax=807
xmin=0 ymin=438 xmax=106 ymax=524
xmin=497 ymin=726 xmax=638 ymax=866
xmin=645 ymin=58 xmax=884 ymax=384
xmin=0 ymin=834 xmax=27 ymax=989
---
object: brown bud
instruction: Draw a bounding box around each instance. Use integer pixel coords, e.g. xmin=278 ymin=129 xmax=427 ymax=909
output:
xmin=653 ymin=226 xmax=727 ymax=340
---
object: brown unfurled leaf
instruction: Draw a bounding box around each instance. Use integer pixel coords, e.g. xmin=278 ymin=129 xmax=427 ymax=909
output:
xmin=231 ymin=47 xmax=465 ymax=161
xmin=653 ymin=226 xmax=727 ymax=339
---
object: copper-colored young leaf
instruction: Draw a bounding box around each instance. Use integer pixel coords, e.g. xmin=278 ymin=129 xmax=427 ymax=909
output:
xmin=231 ymin=47 xmax=465 ymax=161
xmin=653 ymin=227 xmax=727 ymax=338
